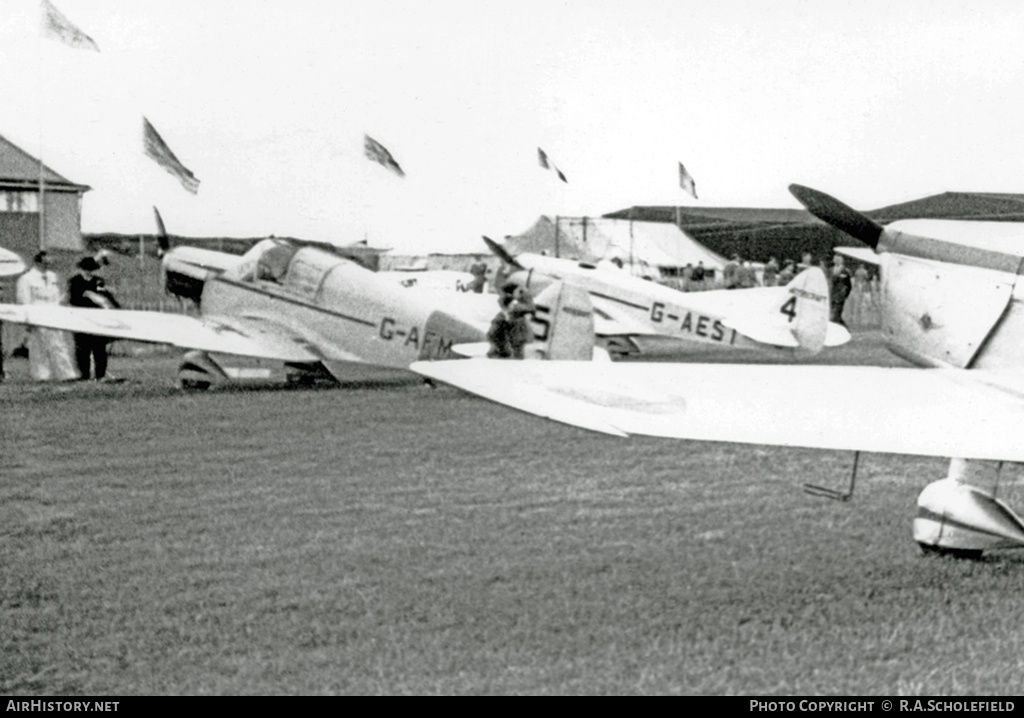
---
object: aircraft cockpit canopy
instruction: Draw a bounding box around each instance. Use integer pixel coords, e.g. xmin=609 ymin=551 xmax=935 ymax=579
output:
xmin=229 ymin=238 xmax=349 ymax=303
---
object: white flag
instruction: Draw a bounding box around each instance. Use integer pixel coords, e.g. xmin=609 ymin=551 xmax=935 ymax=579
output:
xmin=40 ymin=0 xmax=100 ymax=52
xmin=364 ymin=135 xmax=405 ymax=177
xmin=678 ymin=162 xmax=698 ymax=199
xmin=143 ymin=117 xmax=200 ymax=194
xmin=538 ymin=147 xmax=567 ymax=183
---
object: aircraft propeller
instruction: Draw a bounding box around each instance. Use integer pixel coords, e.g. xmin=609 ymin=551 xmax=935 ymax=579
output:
xmin=482 ymin=235 xmax=523 ymax=269
xmin=789 ymin=184 xmax=884 ymax=249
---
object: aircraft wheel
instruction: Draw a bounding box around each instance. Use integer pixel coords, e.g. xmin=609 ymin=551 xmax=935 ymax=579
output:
xmin=917 ymin=542 xmax=983 ymax=561
xmin=285 ymin=371 xmax=317 ymax=388
xmin=179 ymin=378 xmax=211 ymax=391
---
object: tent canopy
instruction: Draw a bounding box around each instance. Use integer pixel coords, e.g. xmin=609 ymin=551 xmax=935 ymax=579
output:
xmin=503 ymin=216 xmax=726 ymax=279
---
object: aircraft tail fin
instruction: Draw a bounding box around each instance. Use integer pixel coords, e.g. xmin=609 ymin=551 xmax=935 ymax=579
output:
xmin=785 ymin=267 xmax=832 ymax=356
xmin=722 ymin=267 xmax=833 ymax=354
xmin=527 ymin=280 xmax=603 ymax=361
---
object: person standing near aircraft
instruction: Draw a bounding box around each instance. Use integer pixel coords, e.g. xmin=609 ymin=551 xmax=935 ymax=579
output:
xmin=830 ymin=254 xmax=852 ymax=326
xmin=15 ymin=251 xmax=78 ymax=382
xmin=762 ymin=257 xmax=779 ymax=287
xmin=723 ymin=255 xmax=740 ymax=289
xmin=487 ymin=282 xmax=536 ymax=359
xmin=691 ymin=261 xmax=706 ymax=290
xmin=507 ymin=284 xmax=536 ymax=359
xmin=737 ymin=260 xmax=759 ymax=288
xmin=464 ymin=261 xmax=488 ymax=293
xmin=776 ymin=260 xmax=795 ymax=286
xmin=851 ymin=262 xmax=869 ymax=326
xmin=68 ymin=256 xmax=121 ymax=382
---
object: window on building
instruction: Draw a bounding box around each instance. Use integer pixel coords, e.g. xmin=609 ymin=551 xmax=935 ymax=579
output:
xmin=0 ymin=191 xmax=40 ymax=213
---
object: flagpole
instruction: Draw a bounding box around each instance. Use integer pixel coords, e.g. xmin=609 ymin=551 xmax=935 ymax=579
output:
xmin=37 ymin=14 xmax=46 ymax=251
xmin=629 ymin=207 xmax=635 ymax=270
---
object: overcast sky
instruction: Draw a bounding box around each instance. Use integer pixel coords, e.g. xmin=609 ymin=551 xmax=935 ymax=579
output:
xmin=2 ymin=0 xmax=1023 ymax=254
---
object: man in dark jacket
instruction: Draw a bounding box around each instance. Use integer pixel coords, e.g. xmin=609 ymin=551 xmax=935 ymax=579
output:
xmin=487 ymin=282 xmax=535 ymax=359
xmin=68 ymin=256 xmax=121 ymax=381
xmin=830 ymin=255 xmax=853 ymax=326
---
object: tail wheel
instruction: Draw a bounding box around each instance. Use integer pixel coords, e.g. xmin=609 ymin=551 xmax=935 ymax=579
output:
xmin=179 ymin=378 xmax=211 ymax=391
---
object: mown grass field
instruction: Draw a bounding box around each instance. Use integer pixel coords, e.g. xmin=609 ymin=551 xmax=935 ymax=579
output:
xmin=3 ymin=332 xmax=1024 ymax=695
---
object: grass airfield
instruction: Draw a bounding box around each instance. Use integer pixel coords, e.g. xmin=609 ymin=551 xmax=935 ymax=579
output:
xmin=3 ymin=331 xmax=1024 ymax=695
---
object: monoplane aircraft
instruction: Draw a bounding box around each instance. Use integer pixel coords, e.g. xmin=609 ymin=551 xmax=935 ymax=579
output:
xmin=485 ymin=237 xmax=850 ymax=359
xmin=415 ymin=185 xmax=1024 ymax=558
xmin=0 ymin=239 xmax=477 ymax=387
xmin=0 ymin=230 xmax=607 ymax=388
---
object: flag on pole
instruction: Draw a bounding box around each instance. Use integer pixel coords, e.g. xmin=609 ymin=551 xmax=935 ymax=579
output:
xmin=40 ymin=0 xmax=100 ymax=52
xmin=537 ymin=148 xmax=568 ymax=183
xmin=143 ymin=117 xmax=200 ymax=194
xmin=678 ymin=162 xmax=698 ymax=199
xmin=364 ymin=135 xmax=405 ymax=177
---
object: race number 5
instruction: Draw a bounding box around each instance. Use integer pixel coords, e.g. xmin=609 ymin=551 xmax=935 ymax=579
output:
xmin=532 ymin=304 xmax=551 ymax=341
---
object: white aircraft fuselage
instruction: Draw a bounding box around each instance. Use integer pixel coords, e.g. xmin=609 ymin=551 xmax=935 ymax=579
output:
xmin=508 ymin=252 xmax=844 ymax=356
xmin=197 ymin=241 xmax=483 ymax=372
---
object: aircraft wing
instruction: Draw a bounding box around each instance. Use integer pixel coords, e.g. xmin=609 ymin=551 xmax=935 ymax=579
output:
xmin=411 ymin=360 xmax=1024 ymax=462
xmin=0 ymin=304 xmax=321 ymax=363
xmin=0 ymin=247 xmax=26 ymax=277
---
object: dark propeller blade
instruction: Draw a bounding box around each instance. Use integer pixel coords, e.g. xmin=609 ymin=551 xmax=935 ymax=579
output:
xmin=482 ymin=235 xmax=523 ymax=269
xmin=789 ymin=184 xmax=883 ymax=249
xmin=153 ymin=206 xmax=170 ymax=257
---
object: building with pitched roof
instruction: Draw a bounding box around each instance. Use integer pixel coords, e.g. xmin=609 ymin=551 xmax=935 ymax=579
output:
xmin=0 ymin=132 xmax=90 ymax=258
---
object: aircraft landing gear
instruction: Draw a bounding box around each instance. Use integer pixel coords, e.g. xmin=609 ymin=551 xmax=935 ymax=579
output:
xmin=913 ymin=460 xmax=1024 ymax=559
xmin=177 ymin=350 xmax=228 ymax=391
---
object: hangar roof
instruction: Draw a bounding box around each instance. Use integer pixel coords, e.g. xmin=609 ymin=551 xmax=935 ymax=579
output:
xmin=604 ymin=192 xmax=1024 ymax=262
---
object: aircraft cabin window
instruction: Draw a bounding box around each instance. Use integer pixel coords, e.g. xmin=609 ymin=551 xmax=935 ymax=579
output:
xmin=257 ymin=244 xmax=297 ymax=283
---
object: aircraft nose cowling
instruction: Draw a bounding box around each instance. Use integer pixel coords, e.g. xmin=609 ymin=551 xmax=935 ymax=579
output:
xmin=420 ymin=311 xmax=486 ymax=360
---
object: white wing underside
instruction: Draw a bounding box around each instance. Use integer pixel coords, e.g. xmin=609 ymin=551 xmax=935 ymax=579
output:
xmin=0 ymin=304 xmax=322 ymax=363
xmin=411 ymin=359 xmax=1024 ymax=462
xmin=0 ymin=247 xmax=26 ymax=277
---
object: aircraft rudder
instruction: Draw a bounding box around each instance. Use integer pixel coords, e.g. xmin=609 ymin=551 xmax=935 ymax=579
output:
xmin=786 ymin=266 xmax=830 ymax=356
xmin=527 ymin=280 xmax=596 ymax=361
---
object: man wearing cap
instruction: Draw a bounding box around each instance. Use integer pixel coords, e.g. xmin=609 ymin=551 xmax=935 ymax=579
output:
xmin=487 ymin=282 xmax=535 ymax=359
xmin=68 ymin=256 xmax=121 ymax=382
xmin=15 ymin=251 xmax=79 ymax=381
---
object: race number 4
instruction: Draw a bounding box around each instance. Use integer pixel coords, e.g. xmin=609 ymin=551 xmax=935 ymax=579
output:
xmin=779 ymin=296 xmax=797 ymax=322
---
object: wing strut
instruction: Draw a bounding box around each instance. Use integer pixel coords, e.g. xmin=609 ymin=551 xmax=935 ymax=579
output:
xmin=804 ymin=451 xmax=860 ymax=502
